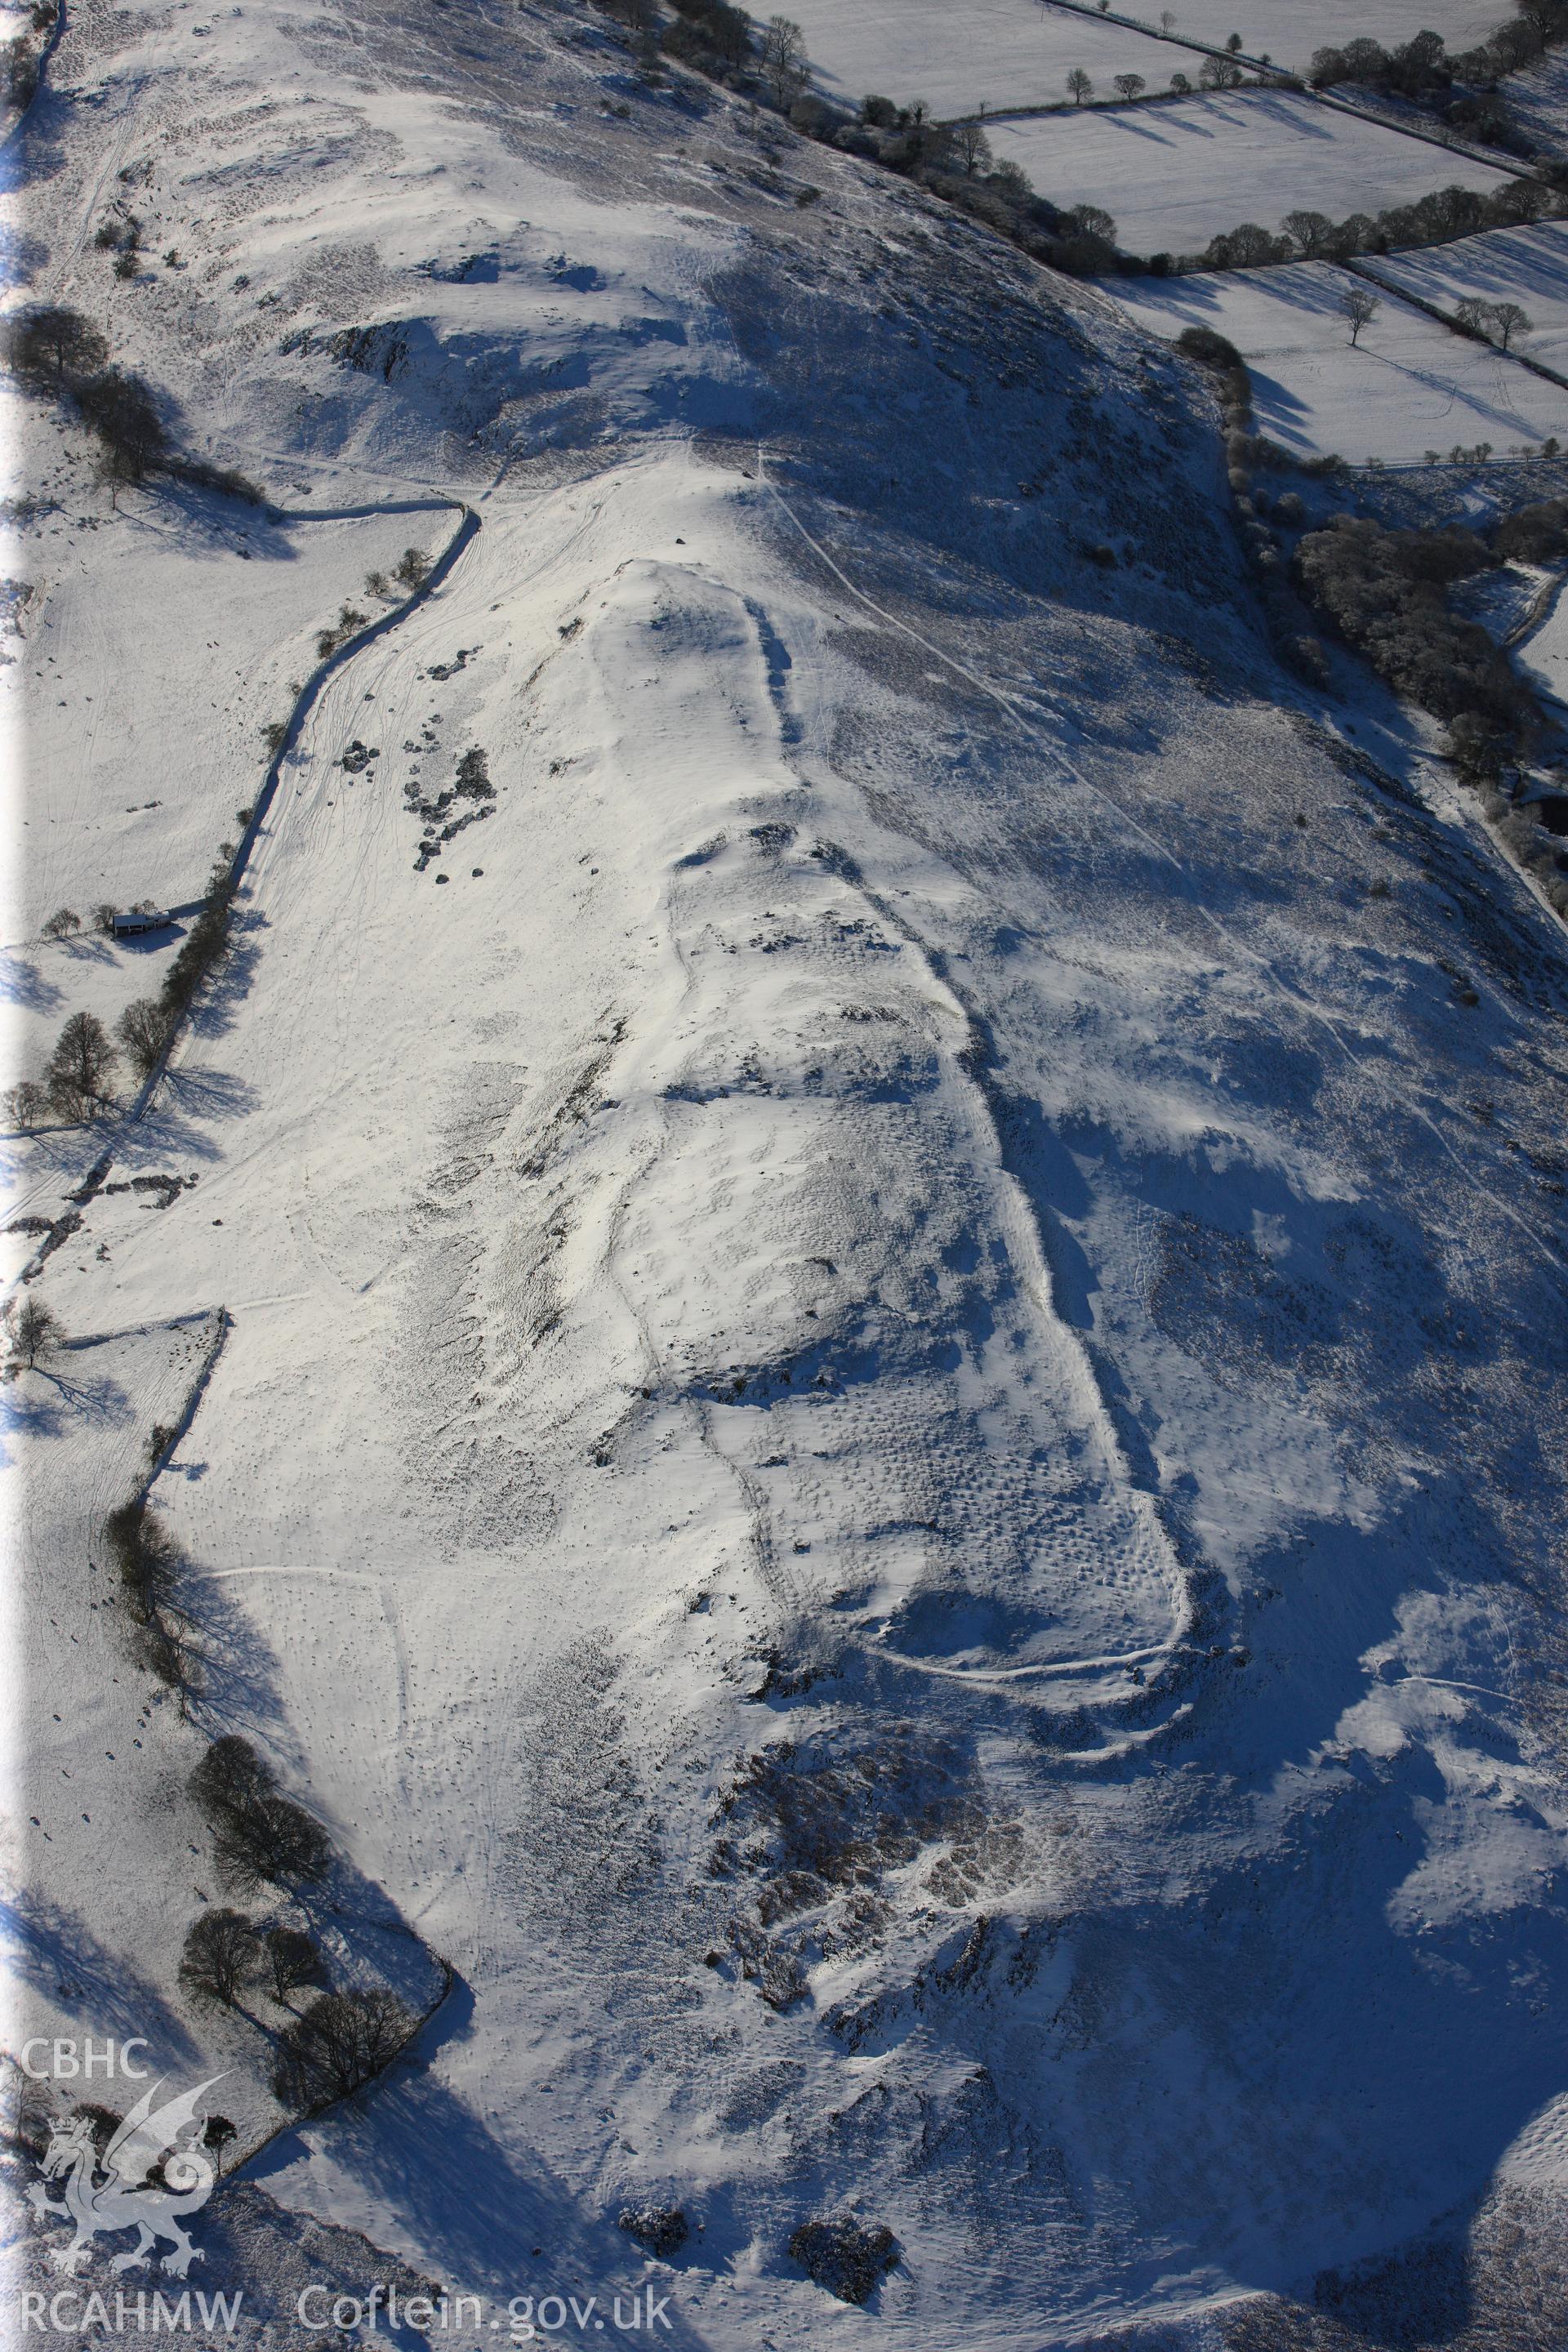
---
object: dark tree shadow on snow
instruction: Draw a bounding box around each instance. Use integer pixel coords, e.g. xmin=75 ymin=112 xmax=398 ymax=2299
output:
xmin=0 ymin=1889 xmax=203 ymax=2067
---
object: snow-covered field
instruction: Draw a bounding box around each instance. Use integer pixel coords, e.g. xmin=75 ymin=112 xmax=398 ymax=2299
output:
xmin=785 ymin=0 xmax=1178 ymax=119
xmin=8 ymin=0 xmax=1568 ymax=2344
xmin=1106 ymin=0 xmax=1503 ymax=60
xmin=1116 ymin=264 xmax=1568 ymax=459
xmin=989 ymin=87 xmax=1515 ymax=254
xmin=786 ymin=0 xmax=1510 ymax=118
xmin=1373 ymin=219 xmax=1568 ymax=379
xmin=1516 ymin=576 xmax=1568 ymax=702
xmin=1 ymin=488 xmax=447 ymax=940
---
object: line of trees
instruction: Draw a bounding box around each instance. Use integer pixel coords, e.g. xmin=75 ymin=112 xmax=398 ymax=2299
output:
xmin=1171 ymin=174 xmax=1560 ymax=276
xmin=102 ymin=1495 xmax=204 ymax=1707
xmin=590 ymin=0 xmax=1568 ymax=287
xmin=1175 ymin=326 xmax=1333 ymax=682
xmin=610 ymin=0 xmax=1122 ymax=274
xmin=273 ymin=1989 xmax=416 ymax=2110
xmin=181 ymin=1909 xmax=323 ymax=2007
xmin=1455 ymin=294 xmax=1534 ymax=346
xmin=188 ymin=1735 xmax=331 ymax=1892
xmin=177 ymin=1744 xmax=417 ymax=2114
xmin=90 ymin=1367 xmax=214 ymax=1704
xmin=1063 ymin=51 xmax=1254 ymax=105
xmin=636 ymin=0 xmax=808 ymax=105
xmin=312 ymin=546 xmax=430 ymax=663
xmin=800 ymin=101 xmax=1556 ymax=283
xmin=118 ymin=831 xmax=242 ymax=1071
xmin=1308 ymin=3 xmax=1568 ymax=154
xmin=841 ymin=98 xmax=1124 ymax=274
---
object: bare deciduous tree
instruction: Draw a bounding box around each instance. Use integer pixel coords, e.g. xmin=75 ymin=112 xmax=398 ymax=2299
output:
xmin=1281 ymin=208 xmax=1334 ymax=257
xmin=1342 ymin=285 xmax=1381 ymax=345
xmin=47 ymin=1011 xmax=118 ymax=1117
xmin=7 ymin=1293 xmax=61 ymax=1368
xmin=1066 ymin=66 xmax=1094 ymax=103
xmin=216 ymin=1794 xmax=331 ymax=1893
xmin=180 ymin=1909 xmax=258 ymax=2007
xmin=135 ymin=1617 xmax=203 ymax=1711
xmin=4 ymin=1080 xmax=47 ymax=1130
xmin=103 ymin=1496 xmax=183 ymax=1619
xmin=272 ymin=1990 xmax=414 ymax=2109
xmin=952 ymin=119 xmax=992 ymax=175
xmin=116 ymin=997 xmax=172 ymax=1080
xmin=41 ymin=907 xmax=81 ymax=941
xmin=265 ymin=1926 xmax=323 ymax=2003
xmin=2 ymin=305 xmax=108 ymax=390
xmin=74 ymin=366 xmax=168 ymax=486
xmin=760 ymin=12 xmax=808 ymax=105
xmin=189 ymin=1735 xmax=275 ymax=1818
xmin=1113 ymin=72 xmax=1145 ymax=99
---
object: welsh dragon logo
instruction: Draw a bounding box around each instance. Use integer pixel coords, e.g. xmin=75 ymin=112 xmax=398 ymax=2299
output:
xmin=27 ymin=2076 xmax=224 ymax=2277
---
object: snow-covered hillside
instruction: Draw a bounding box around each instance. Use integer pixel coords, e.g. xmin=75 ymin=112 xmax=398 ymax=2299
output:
xmin=8 ymin=0 xmax=1568 ymax=2347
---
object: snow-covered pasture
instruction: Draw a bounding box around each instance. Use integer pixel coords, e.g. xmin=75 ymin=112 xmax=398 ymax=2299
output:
xmin=786 ymin=0 xmax=1509 ymax=118
xmin=1102 ymin=0 xmax=1505 ymax=67
xmin=1516 ymin=577 xmax=1568 ymax=702
xmin=1372 ymin=219 xmax=1568 ymax=379
xmin=2 ymin=1305 xmax=443 ymax=2172
xmin=987 ymin=87 xmax=1515 ymax=253
xmin=0 ymin=486 xmax=446 ymax=941
xmin=782 ymin=0 xmax=1174 ymax=118
xmin=1116 ymin=264 xmax=1568 ymax=460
